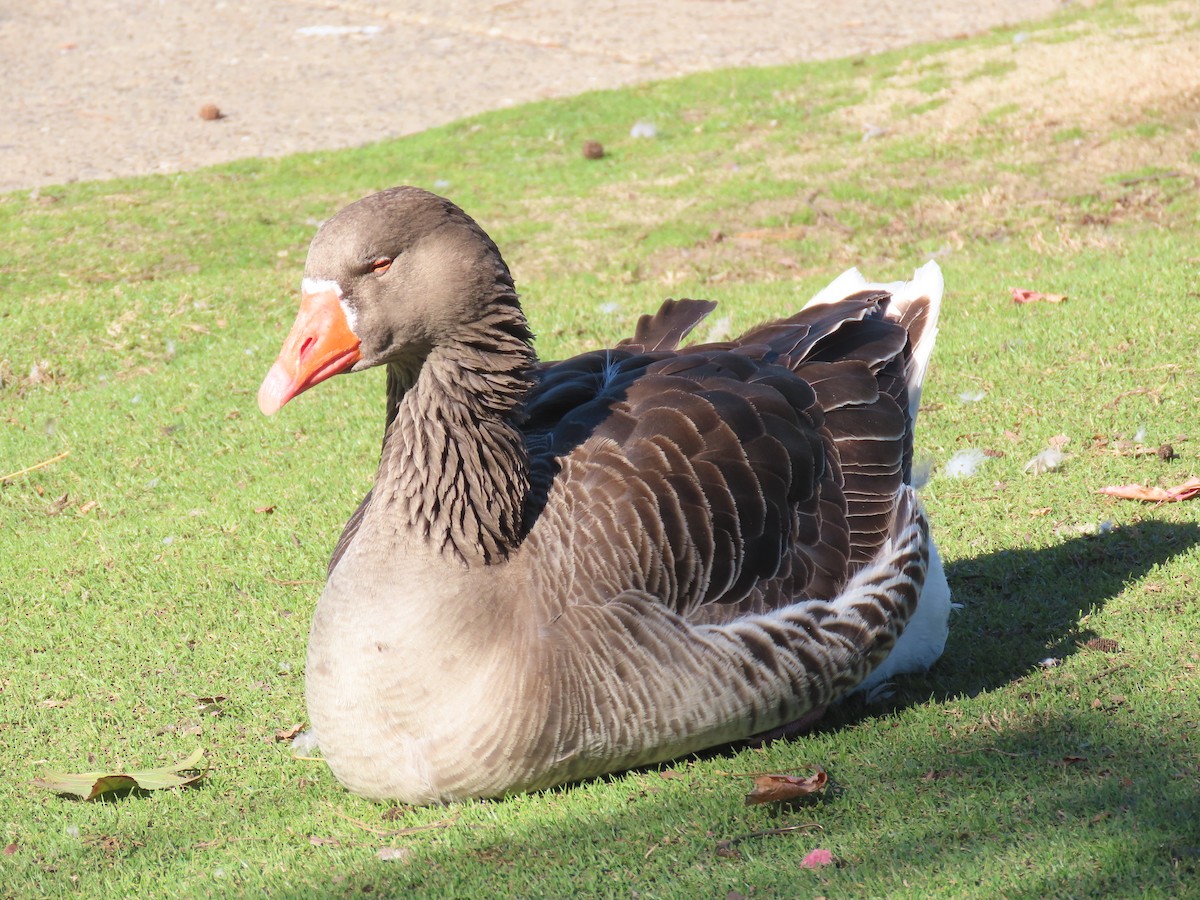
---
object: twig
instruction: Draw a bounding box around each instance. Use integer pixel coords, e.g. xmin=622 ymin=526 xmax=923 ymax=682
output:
xmin=192 ymin=835 xmax=274 ymax=850
xmin=1118 ymin=171 xmax=1183 ymax=186
xmin=719 ymin=823 xmax=823 ymax=848
xmin=712 ymin=768 xmax=822 ymax=778
xmin=1086 ymin=661 xmax=1132 ymax=683
xmin=328 ymin=806 xmax=462 ymax=837
xmin=947 ymin=747 xmax=1022 ymax=758
xmin=1 ymin=450 xmax=70 ymax=483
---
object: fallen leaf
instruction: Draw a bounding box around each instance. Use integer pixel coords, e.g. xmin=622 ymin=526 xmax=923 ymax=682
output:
xmin=45 ymin=492 xmax=70 ymax=516
xmin=744 ymin=768 xmax=827 ymax=805
xmin=1012 ymin=288 xmax=1067 ymax=304
xmin=1097 ymin=477 xmax=1200 ymax=503
xmin=254 ymin=505 xmax=276 ymax=515
xmin=33 ymin=748 xmax=207 ymax=800
xmin=1061 ymin=755 xmax=1087 ymax=765
xmin=800 ymin=847 xmax=835 ymax=868
xmin=274 ymin=723 xmax=305 ymax=743
xmin=714 ymin=841 xmax=741 ymax=860
xmin=658 ymin=769 xmax=682 ymax=780
xmin=3 ymin=842 xmax=16 ymax=855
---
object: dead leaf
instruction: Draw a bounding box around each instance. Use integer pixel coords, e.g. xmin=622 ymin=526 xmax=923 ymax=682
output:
xmin=658 ymin=769 xmax=682 ymax=780
xmin=195 ymin=696 xmax=226 ymax=717
xmin=744 ymin=768 xmax=827 ymax=806
xmin=3 ymin=842 xmax=16 ymax=856
xmin=45 ymin=492 xmax=70 ymax=516
xmin=33 ymin=748 xmax=207 ymax=800
xmin=274 ymin=723 xmax=305 ymax=743
xmin=254 ymin=505 xmax=276 ymax=515
xmin=1097 ymin=476 xmax=1200 ymax=503
xmin=714 ymin=841 xmax=741 ymax=860
xmin=1061 ymin=755 xmax=1087 ymax=765
xmin=1012 ymin=288 xmax=1068 ymax=304
xmin=800 ymin=847 xmax=835 ymax=868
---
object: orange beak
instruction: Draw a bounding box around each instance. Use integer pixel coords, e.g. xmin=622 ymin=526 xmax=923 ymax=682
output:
xmin=258 ymin=289 xmax=363 ymax=415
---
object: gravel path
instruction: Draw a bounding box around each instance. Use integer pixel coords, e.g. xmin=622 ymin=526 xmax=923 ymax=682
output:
xmin=1 ymin=0 xmax=1063 ymax=193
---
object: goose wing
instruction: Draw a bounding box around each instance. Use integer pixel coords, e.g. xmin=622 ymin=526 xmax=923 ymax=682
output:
xmin=520 ymin=291 xmax=921 ymax=624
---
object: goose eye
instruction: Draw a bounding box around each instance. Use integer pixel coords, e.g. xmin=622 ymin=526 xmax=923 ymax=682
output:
xmin=371 ymin=257 xmax=393 ymax=275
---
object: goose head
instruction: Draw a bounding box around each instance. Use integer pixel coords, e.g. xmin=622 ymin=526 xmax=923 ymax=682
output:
xmin=258 ymin=186 xmax=521 ymax=415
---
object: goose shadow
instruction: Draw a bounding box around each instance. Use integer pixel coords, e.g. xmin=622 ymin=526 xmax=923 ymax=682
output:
xmin=824 ymin=518 xmax=1200 ymax=728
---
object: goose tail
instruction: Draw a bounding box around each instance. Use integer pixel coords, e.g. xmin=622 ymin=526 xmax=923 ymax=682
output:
xmin=805 ymin=260 xmax=943 ymax=425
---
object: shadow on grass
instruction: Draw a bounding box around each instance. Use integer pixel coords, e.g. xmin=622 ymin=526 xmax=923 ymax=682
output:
xmin=833 ymin=519 xmax=1200 ymax=721
xmin=271 ymin=524 xmax=1200 ymax=897
xmin=294 ymin=710 xmax=1200 ymax=898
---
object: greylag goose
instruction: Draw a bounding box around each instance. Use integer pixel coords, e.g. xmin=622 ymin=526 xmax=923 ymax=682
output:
xmin=258 ymin=187 xmax=951 ymax=803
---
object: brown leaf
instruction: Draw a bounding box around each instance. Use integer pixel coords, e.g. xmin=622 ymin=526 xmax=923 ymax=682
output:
xmin=1061 ymin=755 xmax=1087 ymax=765
xmin=3 ymin=842 xmax=16 ymax=855
xmin=254 ymin=505 xmax=276 ymax=515
xmin=274 ymin=723 xmax=305 ymax=743
xmin=744 ymin=768 xmax=827 ymax=805
xmin=1012 ymin=288 xmax=1068 ymax=304
xmin=1097 ymin=476 xmax=1200 ymax=503
xmin=658 ymin=769 xmax=682 ymax=780
xmin=714 ymin=841 xmax=741 ymax=859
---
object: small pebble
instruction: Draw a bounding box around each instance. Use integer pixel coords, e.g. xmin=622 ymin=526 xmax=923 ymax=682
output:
xmin=199 ymin=104 xmax=223 ymax=121
xmin=582 ymin=140 xmax=605 ymax=160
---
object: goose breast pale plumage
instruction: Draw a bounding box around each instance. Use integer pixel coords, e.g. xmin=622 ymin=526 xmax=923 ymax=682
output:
xmin=258 ymin=186 xmax=951 ymax=803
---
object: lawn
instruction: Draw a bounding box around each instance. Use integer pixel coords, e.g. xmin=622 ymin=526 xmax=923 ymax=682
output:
xmin=2 ymin=0 xmax=1198 ymax=896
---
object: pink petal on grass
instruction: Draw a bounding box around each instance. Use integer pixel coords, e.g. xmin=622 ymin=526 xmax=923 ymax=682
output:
xmin=801 ymin=847 xmax=834 ymax=868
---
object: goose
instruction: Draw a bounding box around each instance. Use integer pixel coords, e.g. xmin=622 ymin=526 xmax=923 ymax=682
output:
xmin=257 ymin=186 xmax=951 ymax=803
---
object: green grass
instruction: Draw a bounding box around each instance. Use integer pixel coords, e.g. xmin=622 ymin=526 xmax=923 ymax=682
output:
xmin=3 ymin=0 xmax=1199 ymax=896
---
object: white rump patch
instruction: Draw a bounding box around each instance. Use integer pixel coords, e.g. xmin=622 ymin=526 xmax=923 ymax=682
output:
xmin=856 ymin=536 xmax=953 ymax=696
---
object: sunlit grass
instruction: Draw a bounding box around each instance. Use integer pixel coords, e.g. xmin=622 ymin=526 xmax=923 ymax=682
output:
xmin=2 ymin=0 xmax=1198 ymax=895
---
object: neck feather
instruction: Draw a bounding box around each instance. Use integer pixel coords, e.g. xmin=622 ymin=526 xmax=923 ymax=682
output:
xmin=376 ymin=297 xmax=535 ymax=566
